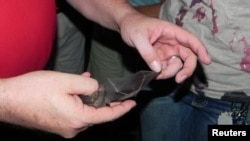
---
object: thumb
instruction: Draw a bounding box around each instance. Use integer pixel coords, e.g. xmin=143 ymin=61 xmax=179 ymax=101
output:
xmin=69 ymin=76 xmax=99 ymax=96
xmin=133 ymin=36 xmax=162 ymax=72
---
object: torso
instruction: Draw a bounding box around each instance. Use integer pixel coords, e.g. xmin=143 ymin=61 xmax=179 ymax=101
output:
xmin=160 ymin=0 xmax=250 ymax=101
xmin=0 ymin=0 xmax=56 ymax=78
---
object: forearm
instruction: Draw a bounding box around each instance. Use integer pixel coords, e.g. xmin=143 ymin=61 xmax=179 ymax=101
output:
xmin=0 ymin=79 xmax=11 ymax=124
xmin=66 ymin=0 xmax=139 ymax=33
xmin=0 ymin=78 xmax=25 ymax=127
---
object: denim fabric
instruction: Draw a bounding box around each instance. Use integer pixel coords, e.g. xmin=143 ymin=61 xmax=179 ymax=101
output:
xmin=140 ymin=91 xmax=250 ymax=141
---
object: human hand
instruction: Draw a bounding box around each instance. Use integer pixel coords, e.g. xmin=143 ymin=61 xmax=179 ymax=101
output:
xmin=119 ymin=13 xmax=211 ymax=83
xmin=0 ymin=71 xmax=136 ymax=138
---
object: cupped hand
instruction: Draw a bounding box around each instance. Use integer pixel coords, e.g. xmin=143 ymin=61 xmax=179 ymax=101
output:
xmin=0 ymin=71 xmax=136 ymax=138
xmin=119 ymin=13 xmax=211 ymax=83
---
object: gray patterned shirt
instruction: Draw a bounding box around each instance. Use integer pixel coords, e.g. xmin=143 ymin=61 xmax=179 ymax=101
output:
xmin=159 ymin=0 xmax=250 ymax=102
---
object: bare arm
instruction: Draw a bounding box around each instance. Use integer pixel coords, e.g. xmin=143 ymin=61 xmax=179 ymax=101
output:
xmin=0 ymin=71 xmax=136 ymax=138
xmin=67 ymin=0 xmax=137 ymax=33
xmin=67 ymin=0 xmax=210 ymax=82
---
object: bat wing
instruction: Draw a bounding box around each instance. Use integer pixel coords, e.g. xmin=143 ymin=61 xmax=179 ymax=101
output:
xmin=103 ymin=70 xmax=158 ymax=103
xmin=80 ymin=70 xmax=158 ymax=108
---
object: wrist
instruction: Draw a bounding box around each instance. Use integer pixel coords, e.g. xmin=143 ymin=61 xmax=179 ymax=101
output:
xmin=112 ymin=1 xmax=139 ymax=33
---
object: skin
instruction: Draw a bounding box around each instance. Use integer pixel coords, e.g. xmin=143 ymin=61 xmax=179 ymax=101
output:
xmin=129 ymin=0 xmax=186 ymax=79
xmin=68 ymin=0 xmax=211 ymax=82
xmin=0 ymin=71 xmax=136 ymax=138
xmin=0 ymin=0 xmax=211 ymax=138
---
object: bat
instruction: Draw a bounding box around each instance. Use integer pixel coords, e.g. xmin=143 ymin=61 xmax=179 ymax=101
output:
xmin=80 ymin=70 xmax=158 ymax=108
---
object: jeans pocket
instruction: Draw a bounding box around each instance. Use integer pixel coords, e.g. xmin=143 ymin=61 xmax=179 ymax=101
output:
xmin=191 ymin=94 xmax=208 ymax=107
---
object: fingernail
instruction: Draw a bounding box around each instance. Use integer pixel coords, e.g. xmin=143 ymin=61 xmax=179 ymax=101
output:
xmin=150 ymin=61 xmax=161 ymax=72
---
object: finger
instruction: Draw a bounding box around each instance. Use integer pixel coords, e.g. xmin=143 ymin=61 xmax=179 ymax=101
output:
xmin=157 ymin=56 xmax=183 ymax=79
xmin=68 ymin=75 xmax=99 ymax=96
xmin=170 ymin=25 xmax=211 ymax=64
xmin=81 ymin=72 xmax=91 ymax=77
xmin=133 ymin=35 xmax=162 ymax=72
xmin=175 ymin=49 xmax=197 ymax=83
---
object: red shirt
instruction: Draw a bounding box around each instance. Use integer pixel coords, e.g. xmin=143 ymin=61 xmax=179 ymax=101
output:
xmin=0 ymin=0 xmax=56 ymax=78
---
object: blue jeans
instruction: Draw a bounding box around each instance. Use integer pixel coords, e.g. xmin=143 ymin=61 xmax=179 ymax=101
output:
xmin=140 ymin=91 xmax=250 ymax=141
